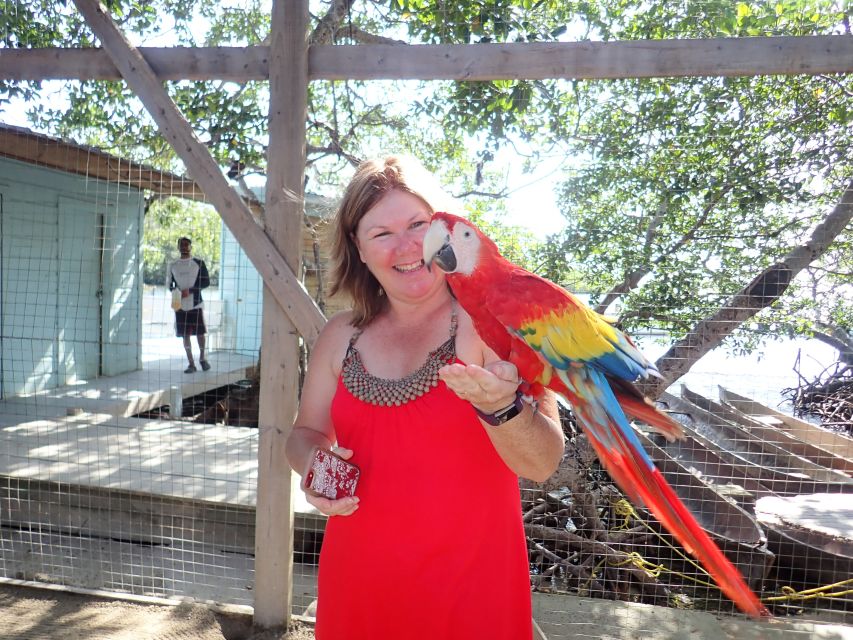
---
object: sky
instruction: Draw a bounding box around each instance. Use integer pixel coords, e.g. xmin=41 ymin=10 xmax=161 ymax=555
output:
xmin=0 ymin=83 xmax=568 ymax=241
xmin=0 ymin=0 xmax=572 ymax=241
xmin=493 ymin=146 xmax=568 ymax=238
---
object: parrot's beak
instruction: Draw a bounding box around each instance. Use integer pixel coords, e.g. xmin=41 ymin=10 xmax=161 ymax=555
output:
xmin=423 ymin=221 xmax=457 ymax=273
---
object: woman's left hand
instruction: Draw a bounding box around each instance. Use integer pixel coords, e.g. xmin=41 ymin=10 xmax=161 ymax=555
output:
xmin=439 ymin=360 xmax=520 ymax=415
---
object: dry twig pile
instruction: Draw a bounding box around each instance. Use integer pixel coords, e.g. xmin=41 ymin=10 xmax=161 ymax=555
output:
xmin=783 ymin=359 xmax=853 ymax=436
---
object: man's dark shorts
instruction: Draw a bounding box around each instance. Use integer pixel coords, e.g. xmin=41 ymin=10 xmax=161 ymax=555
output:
xmin=175 ymin=309 xmax=207 ymax=337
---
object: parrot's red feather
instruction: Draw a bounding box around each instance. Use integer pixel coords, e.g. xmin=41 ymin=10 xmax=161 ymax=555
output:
xmin=585 ymin=418 xmax=770 ymax=618
xmin=610 ymin=378 xmax=683 ymax=442
xmin=431 ymin=211 xmax=769 ymax=618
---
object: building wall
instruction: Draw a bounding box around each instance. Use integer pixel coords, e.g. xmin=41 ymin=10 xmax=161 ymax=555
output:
xmin=0 ymin=156 xmax=143 ymax=397
xmin=216 ymin=221 xmax=265 ymax=355
xmin=217 ymin=195 xmax=349 ymax=355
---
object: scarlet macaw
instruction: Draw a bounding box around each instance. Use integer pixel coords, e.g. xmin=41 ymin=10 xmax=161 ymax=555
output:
xmin=423 ymin=211 xmax=769 ymax=618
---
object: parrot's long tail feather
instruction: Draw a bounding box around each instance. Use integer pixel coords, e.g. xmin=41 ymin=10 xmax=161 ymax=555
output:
xmin=557 ymin=368 xmax=770 ymax=618
xmin=612 ymin=386 xmax=683 ymax=443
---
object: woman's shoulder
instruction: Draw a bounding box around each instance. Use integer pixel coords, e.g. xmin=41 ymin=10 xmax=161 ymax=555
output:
xmin=325 ymin=309 xmax=357 ymax=329
xmin=317 ymin=310 xmax=357 ymax=346
xmin=311 ymin=310 xmax=358 ymax=370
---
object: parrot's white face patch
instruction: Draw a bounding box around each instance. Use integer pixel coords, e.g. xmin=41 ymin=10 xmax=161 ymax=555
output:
xmin=447 ymin=221 xmax=481 ymax=276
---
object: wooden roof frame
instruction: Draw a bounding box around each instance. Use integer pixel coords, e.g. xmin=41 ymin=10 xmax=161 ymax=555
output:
xmin=0 ymin=123 xmax=204 ymax=199
xmin=5 ymin=1 xmax=850 ymax=629
xmin=3 ymin=35 xmax=853 ymax=81
xmin=0 ymin=123 xmax=265 ymax=214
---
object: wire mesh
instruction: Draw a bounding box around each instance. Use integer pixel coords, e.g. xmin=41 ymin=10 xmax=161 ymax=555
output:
xmin=1 ymin=1 xmax=851 ymax=638
xmin=0 ymin=124 xmax=262 ymax=608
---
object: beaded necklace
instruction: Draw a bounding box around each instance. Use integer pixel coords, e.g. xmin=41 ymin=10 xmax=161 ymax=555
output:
xmin=341 ymin=302 xmax=458 ymax=407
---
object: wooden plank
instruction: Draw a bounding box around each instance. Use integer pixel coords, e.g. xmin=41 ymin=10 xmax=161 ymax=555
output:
xmin=310 ymin=36 xmax=853 ymax=80
xmin=252 ymin=0 xmax=308 ymax=628
xmin=0 ymin=406 xmax=326 ymax=527
xmin=0 ymin=125 xmax=265 ymax=216
xmin=2 ymin=36 xmax=852 ymax=81
xmin=0 ymin=46 xmax=270 ymax=81
xmin=0 ymin=475 xmax=257 ymax=553
xmin=756 ymin=493 xmax=853 ymax=540
xmin=69 ymin=0 xmax=325 ymax=348
xmin=0 ymin=474 xmax=323 ymax=552
xmin=719 ymin=386 xmax=853 ymax=459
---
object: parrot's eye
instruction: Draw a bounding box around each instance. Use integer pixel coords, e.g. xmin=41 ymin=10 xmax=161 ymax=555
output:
xmin=464 ymin=231 xmax=471 ymax=238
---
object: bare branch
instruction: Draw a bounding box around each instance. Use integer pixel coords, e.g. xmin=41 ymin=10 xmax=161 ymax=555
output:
xmin=812 ymin=327 xmax=853 ymax=365
xmin=335 ymin=24 xmax=406 ymax=45
xmin=310 ymin=0 xmax=356 ymax=45
xmin=452 ymin=188 xmax=510 ymax=199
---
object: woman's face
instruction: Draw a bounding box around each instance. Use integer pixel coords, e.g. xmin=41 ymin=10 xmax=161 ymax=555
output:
xmin=354 ymin=189 xmax=445 ymax=304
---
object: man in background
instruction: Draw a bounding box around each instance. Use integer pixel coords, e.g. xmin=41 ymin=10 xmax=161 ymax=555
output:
xmin=169 ymin=237 xmax=211 ymax=373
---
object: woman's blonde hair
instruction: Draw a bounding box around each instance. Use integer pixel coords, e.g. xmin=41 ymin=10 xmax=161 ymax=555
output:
xmin=330 ymin=155 xmax=450 ymax=327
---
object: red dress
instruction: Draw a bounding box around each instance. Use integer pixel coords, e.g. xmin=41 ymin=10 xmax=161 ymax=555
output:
xmin=315 ymin=333 xmax=532 ymax=639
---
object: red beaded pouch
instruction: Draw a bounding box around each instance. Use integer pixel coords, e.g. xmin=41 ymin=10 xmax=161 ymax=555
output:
xmin=302 ymin=447 xmax=361 ymax=500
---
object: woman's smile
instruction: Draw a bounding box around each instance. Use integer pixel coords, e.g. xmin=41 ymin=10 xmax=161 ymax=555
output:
xmin=394 ymin=259 xmax=426 ymax=273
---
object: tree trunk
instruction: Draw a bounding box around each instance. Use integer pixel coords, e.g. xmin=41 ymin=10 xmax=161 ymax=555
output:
xmin=641 ymin=177 xmax=853 ymax=398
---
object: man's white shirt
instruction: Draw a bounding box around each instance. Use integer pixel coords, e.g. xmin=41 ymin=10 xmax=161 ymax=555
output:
xmin=170 ymin=258 xmax=203 ymax=311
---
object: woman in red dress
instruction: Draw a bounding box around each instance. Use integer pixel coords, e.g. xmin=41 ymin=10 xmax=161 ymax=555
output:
xmin=285 ymin=156 xmax=565 ymax=639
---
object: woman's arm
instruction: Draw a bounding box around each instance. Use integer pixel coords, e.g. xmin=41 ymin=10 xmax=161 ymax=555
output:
xmin=285 ymin=313 xmax=360 ymax=516
xmin=442 ymin=312 xmax=565 ymax=482
xmin=440 ymin=358 xmax=565 ymax=482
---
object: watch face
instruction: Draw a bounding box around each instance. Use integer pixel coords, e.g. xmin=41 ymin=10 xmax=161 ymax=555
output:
xmin=477 ymin=393 xmax=523 ymax=426
xmin=495 ymin=403 xmax=521 ymax=424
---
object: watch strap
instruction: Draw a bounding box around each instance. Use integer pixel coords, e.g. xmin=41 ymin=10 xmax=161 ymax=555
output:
xmin=475 ymin=391 xmax=524 ymax=426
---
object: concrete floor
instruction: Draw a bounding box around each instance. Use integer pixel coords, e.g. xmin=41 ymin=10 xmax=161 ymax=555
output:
xmin=533 ymin=592 xmax=853 ymax=639
xmin=0 ymin=343 xmax=321 ymax=611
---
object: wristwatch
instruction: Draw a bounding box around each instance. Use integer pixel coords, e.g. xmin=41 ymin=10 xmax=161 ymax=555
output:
xmin=475 ymin=391 xmax=524 ymax=426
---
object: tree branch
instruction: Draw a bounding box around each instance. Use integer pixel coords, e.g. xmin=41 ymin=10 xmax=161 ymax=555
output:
xmin=812 ymin=326 xmax=853 ymax=365
xmin=335 ymin=24 xmax=406 ymax=45
xmin=594 ymin=184 xmax=733 ymax=315
xmin=641 ymin=176 xmax=853 ymax=398
xmin=310 ymin=0 xmax=356 ymax=45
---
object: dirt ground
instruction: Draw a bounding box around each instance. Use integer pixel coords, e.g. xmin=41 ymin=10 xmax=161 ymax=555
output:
xmin=0 ymin=583 xmax=315 ymax=640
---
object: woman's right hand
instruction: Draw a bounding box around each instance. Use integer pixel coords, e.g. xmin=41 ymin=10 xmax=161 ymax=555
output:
xmin=302 ymin=447 xmax=360 ymax=517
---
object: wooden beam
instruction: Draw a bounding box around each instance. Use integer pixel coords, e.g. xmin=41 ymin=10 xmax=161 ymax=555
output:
xmin=0 ymin=125 xmax=198 ymax=197
xmin=252 ymin=0 xmax=309 ymax=629
xmin=0 ymin=46 xmax=270 ymax=81
xmin=1 ymin=36 xmax=851 ymax=82
xmin=310 ymin=36 xmax=853 ymax=80
xmin=69 ymin=0 xmax=325 ymax=347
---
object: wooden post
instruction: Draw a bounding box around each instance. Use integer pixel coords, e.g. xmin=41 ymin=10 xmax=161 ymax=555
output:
xmin=252 ymin=0 xmax=309 ymax=628
xmin=69 ymin=0 xmax=321 ymax=627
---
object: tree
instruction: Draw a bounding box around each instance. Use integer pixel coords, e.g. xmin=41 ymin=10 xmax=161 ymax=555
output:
xmin=2 ymin=0 xmax=850 ymax=394
xmin=520 ymin=1 xmax=853 ymax=394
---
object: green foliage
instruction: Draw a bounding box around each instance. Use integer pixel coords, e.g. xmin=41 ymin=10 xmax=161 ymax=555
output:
xmin=17 ymin=0 xmax=269 ymax=171
xmin=4 ymin=0 xmax=850 ymax=363
xmin=143 ymin=198 xmax=221 ymax=286
xmin=393 ymin=0 xmax=575 ymax=44
xmin=467 ymin=208 xmax=541 ymax=272
xmin=528 ymin=2 xmax=852 ymax=350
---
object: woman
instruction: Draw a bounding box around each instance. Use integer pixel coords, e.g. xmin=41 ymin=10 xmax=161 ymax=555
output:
xmin=285 ymin=156 xmax=564 ymax=639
